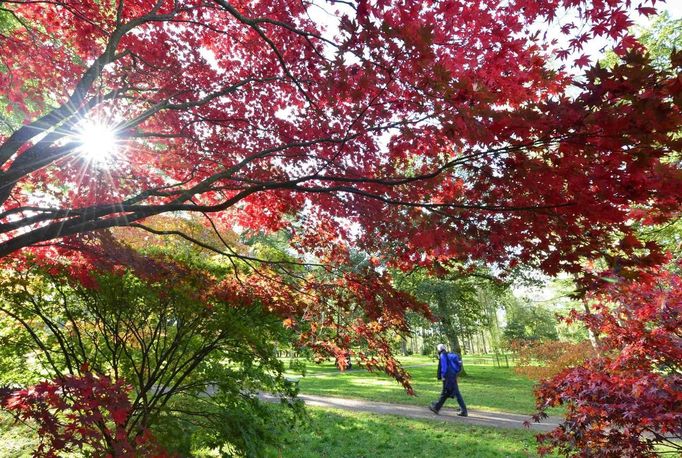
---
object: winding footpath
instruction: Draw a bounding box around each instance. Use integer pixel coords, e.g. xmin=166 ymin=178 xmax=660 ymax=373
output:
xmin=260 ymin=393 xmax=562 ymax=432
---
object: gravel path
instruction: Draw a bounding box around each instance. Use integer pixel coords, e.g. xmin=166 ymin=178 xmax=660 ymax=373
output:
xmin=260 ymin=393 xmax=561 ymax=431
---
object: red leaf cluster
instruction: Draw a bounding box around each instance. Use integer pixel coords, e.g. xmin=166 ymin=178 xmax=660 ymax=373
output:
xmin=0 ymin=372 xmax=170 ymax=457
xmin=532 ymin=267 xmax=682 ymax=456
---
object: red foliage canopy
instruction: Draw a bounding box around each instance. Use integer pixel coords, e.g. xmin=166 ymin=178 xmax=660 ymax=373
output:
xmin=0 ymin=0 xmax=679 ymax=277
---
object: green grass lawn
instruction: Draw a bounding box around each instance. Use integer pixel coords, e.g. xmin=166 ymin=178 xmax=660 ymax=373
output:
xmin=267 ymin=406 xmax=552 ymax=458
xmin=285 ymin=355 xmax=556 ymax=415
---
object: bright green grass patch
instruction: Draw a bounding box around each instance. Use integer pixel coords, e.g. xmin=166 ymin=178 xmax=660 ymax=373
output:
xmin=285 ymin=355 xmax=556 ymax=415
xmin=1 ymin=411 xmax=92 ymax=458
xmin=268 ymin=406 xmax=551 ymax=458
xmin=1 ymin=411 xmax=38 ymax=458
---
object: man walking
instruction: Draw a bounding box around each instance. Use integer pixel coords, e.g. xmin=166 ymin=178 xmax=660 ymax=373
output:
xmin=429 ymin=343 xmax=468 ymax=416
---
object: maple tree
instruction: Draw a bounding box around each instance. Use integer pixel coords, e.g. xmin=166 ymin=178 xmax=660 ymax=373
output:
xmin=0 ymin=225 xmax=438 ymax=455
xmin=1 ymin=0 xmax=681 ymax=455
xmin=526 ymin=17 xmax=682 ymax=455
xmin=0 ymin=235 xmax=308 ymax=456
xmin=532 ymin=266 xmax=682 ymax=457
xmin=1 ymin=0 xmax=679 ymax=375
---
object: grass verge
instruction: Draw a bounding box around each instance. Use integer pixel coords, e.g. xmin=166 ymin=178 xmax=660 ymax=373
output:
xmin=267 ymin=406 xmax=551 ymax=458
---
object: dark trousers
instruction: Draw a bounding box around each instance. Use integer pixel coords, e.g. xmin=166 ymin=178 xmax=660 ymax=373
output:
xmin=433 ymin=377 xmax=467 ymax=413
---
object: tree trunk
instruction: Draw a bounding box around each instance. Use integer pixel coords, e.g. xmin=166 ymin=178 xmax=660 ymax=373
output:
xmin=436 ymin=299 xmax=463 ymax=355
xmin=582 ymin=302 xmax=601 ymax=355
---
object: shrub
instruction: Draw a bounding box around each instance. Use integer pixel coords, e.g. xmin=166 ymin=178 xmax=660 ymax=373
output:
xmin=509 ymin=339 xmax=596 ymax=381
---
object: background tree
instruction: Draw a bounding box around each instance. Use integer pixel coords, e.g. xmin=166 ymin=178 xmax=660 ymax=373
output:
xmin=395 ymin=267 xmax=506 ymax=356
xmin=502 ymin=298 xmax=559 ymax=343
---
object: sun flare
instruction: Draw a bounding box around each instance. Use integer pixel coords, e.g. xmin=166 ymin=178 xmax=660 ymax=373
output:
xmin=76 ymin=122 xmax=118 ymax=164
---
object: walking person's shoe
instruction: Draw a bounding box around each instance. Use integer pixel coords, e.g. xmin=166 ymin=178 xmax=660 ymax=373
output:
xmin=428 ymin=404 xmax=439 ymax=415
xmin=457 ymin=411 xmax=468 ymax=417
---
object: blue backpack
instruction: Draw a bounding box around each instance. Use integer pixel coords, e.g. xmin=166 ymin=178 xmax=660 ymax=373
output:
xmin=446 ymin=352 xmax=462 ymax=374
